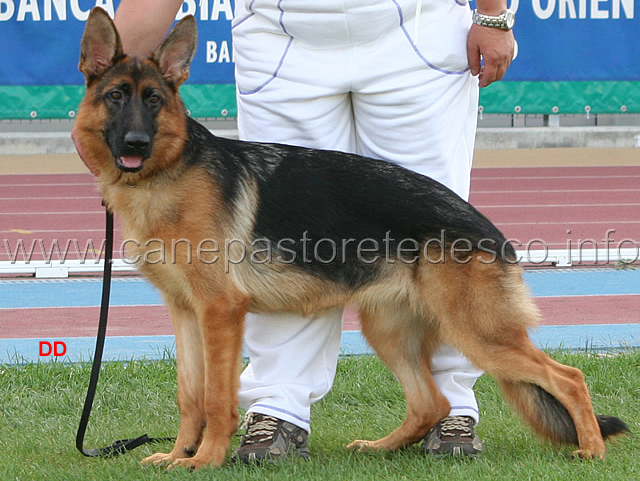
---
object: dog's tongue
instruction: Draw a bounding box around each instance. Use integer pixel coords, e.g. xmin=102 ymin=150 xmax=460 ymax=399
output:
xmin=119 ymin=156 xmax=143 ymax=170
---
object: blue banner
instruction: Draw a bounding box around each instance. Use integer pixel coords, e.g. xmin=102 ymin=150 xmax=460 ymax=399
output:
xmin=0 ymin=0 xmax=235 ymax=86
xmin=497 ymin=0 xmax=639 ymax=81
xmin=0 ymin=0 xmax=638 ymax=118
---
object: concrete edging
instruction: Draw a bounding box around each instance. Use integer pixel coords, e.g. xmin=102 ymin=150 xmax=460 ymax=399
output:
xmin=2 ymin=126 xmax=640 ymax=155
xmin=474 ymin=126 xmax=640 ymax=150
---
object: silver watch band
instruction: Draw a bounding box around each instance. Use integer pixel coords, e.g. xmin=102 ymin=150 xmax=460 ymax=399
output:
xmin=472 ymin=9 xmax=516 ymax=31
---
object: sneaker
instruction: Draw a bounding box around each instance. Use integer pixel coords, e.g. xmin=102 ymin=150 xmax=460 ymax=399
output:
xmin=422 ymin=415 xmax=484 ymax=458
xmin=232 ymin=413 xmax=310 ymax=464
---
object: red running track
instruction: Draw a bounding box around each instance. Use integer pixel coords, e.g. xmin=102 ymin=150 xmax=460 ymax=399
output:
xmin=1 ymin=165 xmax=640 ymax=338
xmin=2 ymin=294 xmax=640 ymax=339
xmin=470 ymin=166 xmax=640 ymax=250
xmin=2 ymin=166 xmax=639 ymax=262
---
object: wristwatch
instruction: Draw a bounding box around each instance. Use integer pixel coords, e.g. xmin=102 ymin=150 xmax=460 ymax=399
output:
xmin=472 ymin=9 xmax=516 ymax=31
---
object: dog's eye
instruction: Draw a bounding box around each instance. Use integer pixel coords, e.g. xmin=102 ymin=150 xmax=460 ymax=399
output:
xmin=109 ymin=91 xmax=122 ymax=100
xmin=146 ymin=92 xmax=163 ymax=106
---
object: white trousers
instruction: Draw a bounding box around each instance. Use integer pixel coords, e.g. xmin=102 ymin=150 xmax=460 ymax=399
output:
xmin=233 ymin=0 xmax=483 ymax=433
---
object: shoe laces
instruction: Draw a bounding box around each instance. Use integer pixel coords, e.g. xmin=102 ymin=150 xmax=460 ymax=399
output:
xmin=240 ymin=413 xmax=279 ymax=445
xmin=439 ymin=416 xmax=474 ymax=438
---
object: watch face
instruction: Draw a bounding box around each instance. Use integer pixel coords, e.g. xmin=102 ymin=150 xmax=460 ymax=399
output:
xmin=505 ymin=9 xmax=516 ymax=29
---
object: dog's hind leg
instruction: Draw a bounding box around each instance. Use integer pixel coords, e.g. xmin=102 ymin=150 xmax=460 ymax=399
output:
xmin=462 ymin=333 xmax=614 ymax=458
xmin=427 ymin=261 xmax=628 ymax=459
xmin=141 ymin=302 xmax=206 ymax=467
xmin=347 ymin=305 xmax=451 ymax=452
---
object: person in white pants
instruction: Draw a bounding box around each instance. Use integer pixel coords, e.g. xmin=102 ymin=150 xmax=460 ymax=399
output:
xmin=96 ymin=0 xmax=516 ymax=463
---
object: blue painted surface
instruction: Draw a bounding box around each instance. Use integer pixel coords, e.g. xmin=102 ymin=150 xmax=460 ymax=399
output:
xmin=523 ymin=269 xmax=640 ymax=297
xmin=1 ymin=269 xmax=639 ymax=364
xmin=2 ymin=325 xmax=639 ymax=365
xmin=1 ymin=269 xmax=640 ymax=309
xmin=0 ymin=278 xmax=163 ymax=309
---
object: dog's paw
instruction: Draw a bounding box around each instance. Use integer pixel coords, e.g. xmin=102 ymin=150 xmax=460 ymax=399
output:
xmin=168 ymin=455 xmax=218 ymax=471
xmin=167 ymin=458 xmax=199 ymax=470
xmin=141 ymin=452 xmax=178 ymax=467
xmin=346 ymin=440 xmax=375 ymax=452
xmin=571 ymin=448 xmax=606 ymax=460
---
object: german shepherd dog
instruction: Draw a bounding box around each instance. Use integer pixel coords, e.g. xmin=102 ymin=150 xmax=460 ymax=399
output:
xmin=76 ymin=8 xmax=627 ymax=469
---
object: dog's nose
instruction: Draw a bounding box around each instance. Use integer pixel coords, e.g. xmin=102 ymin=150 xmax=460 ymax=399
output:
xmin=124 ymin=131 xmax=151 ymax=151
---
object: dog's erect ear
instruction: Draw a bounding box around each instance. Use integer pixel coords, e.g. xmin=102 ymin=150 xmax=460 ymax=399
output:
xmin=79 ymin=7 xmax=123 ymax=81
xmin=153 ymin=16 xmax=197 ymax=87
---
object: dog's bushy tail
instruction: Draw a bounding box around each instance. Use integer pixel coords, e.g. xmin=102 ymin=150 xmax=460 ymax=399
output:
xmin=498 ymin=380 xmax=629 ymax=444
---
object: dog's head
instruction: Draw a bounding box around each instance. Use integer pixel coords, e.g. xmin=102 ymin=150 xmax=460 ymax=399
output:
xmin=76 ymin=8 xmax=196 ymax=179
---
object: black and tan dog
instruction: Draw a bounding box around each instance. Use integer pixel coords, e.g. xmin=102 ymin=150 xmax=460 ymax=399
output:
xmin=76 ymin=8 xmax=627 ymax=469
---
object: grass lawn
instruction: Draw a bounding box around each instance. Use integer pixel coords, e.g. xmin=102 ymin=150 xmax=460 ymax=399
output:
xmin=1 ymin=349 xmax=638 ymax=480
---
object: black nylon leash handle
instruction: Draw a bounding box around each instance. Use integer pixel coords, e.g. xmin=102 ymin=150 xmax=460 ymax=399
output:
xmin=76 ymin=208 xmax=173 ymax=457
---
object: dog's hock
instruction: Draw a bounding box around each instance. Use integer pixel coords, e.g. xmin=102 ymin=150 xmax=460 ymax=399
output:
xmin=79 ymin=8 xmax=123 ymax=80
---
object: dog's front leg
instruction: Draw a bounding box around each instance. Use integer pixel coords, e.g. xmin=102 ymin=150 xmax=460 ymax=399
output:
xmin=169 ymin=292 xmax=248 ymax=470
xmin=142 ymin=302 xmax=206 ymax=467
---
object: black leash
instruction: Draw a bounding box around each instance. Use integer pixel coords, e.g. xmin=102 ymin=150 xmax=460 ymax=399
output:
xmin=76 ymin=208 xmax=174 ymax=457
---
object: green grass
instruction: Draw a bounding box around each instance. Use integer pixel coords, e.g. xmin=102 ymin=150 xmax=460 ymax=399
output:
xmin=1 ymin=350 xmax=638 ymax=481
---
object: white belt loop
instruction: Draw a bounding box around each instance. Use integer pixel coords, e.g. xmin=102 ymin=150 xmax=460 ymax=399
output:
xmin=414 ymin=0 xmax=423 ymax=43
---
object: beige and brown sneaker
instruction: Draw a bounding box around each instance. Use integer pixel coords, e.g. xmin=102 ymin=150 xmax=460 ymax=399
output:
xmin=232 ymin=413 xmax=310 ymax=464
xmin=422 ymin=415 xmax=484 ymax=458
